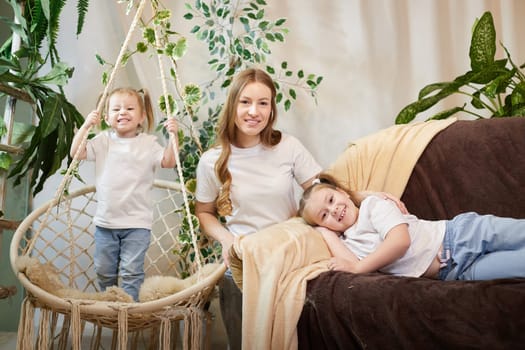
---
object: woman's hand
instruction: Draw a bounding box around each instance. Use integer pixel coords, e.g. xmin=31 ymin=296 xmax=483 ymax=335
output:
xmin=221 ymin=237 xmax=234 ymax=267
xmin=358 ymin=191 xmax=409 ymax=214
xmin=379 ymin=192 xmax=408 ymax=214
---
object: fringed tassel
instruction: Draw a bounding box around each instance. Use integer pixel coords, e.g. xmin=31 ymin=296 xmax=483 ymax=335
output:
xmin=17 ymin=297 xmax=35 ymax=350
xmin=37 ymin=308 xmax=51 ymax=348
xmin=130 ymin=330 xmax=140 ymax=350
xmin=69 ymin=300 xmax=82 ymax=350
xmin=117 ymin=307 xmax=129 ymax=349
xmin=205 ymin=309 xmax=213 ymax=350
xmin=148 ymin=326 xmax=160 ymax=350
xmin=58 ymin=314 xmax=71 ymax=350
xmin=159 ymin=317 xmax=171 ymax=349
xmin=49 ymin=311 xmax=59 ymax=348
xmin=182 ymin=310 xmax=192 ymax=350
xmin=89 ymin=323 xmax=102 ymax=350
xmin=190 ymin=308 xmax=203 ymax=350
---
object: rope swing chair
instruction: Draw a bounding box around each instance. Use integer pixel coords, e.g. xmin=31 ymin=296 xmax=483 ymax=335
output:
xmin=9 ymin=1 xmax=226 ymax=349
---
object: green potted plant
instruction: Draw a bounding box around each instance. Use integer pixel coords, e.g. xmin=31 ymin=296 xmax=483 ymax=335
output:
xmin=395 ymin=11 xmax=525 ymax=124
xmin=0 ymin=0 xmax=88 ymax=195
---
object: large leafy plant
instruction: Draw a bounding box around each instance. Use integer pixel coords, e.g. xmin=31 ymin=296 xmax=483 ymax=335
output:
xmin=395 ymin=11 xmax=525 ymax=124
xmin=0 ymin=0 xmax=88 ymax=194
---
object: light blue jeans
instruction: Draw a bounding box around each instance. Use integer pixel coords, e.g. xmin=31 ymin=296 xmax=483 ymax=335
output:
xmin=94 ymin=226 xmax=151 ymax=301
xmin=438 ymin=212 xmax=525 ymax=280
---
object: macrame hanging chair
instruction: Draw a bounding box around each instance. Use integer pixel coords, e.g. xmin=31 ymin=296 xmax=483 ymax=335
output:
xmin=9 ymin=1 xmax=226 ymax=349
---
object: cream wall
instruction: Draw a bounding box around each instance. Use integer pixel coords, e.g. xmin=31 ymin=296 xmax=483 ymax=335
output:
xmin=34 ymin=0 xmax=525 ymax=205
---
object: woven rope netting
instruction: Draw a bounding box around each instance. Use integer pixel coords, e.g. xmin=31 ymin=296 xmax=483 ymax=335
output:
xmin=9 ymin=1 xmax=225 ymax=349
xmin=11 ymin=181 xmax=224 ymax=349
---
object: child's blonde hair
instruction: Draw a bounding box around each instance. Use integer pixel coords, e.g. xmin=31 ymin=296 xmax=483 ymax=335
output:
xmin=298 ymin=173 xmax=359 ymax=225
xmin=99 ymin=87 xmax=155 ymax=132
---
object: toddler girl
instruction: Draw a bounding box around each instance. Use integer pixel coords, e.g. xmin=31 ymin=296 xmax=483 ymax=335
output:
xmin=70 ymin=87 xmax=178 ymax=300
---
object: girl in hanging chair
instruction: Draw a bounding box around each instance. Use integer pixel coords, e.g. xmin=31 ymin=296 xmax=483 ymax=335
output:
xmin=70 ymin=87 xmax=178 ymax=302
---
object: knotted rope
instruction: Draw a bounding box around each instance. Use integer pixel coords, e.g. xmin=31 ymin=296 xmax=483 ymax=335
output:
xmin=153 ymin=23 xmax=203 ymax=271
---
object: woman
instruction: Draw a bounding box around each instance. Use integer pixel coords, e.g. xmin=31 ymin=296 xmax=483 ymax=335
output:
xmin=195 ymin=68 xmax=403 ymax=348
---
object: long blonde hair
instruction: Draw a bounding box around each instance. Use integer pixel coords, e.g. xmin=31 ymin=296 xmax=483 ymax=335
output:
xmin=101 ymin=87 xmax=155 ymax=132
xmin=215 ymin=68 xmax=281 ymax=216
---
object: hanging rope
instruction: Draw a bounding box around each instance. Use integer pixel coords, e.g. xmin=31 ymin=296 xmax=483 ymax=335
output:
xmin=30 ymin=0 xmax=148 ymax=246
xmin=153 ymin=24 xmax=203 ymax=271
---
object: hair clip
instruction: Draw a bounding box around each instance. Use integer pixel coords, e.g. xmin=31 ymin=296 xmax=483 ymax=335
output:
xmin=312 ymin=178 xmax=321 ymax=185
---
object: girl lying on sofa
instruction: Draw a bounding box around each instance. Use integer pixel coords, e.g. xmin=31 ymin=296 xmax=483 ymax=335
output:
xmin=298 ymin=173 xmax=525 ymax=281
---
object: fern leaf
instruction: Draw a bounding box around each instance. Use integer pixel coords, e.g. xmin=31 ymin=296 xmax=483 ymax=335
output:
xmin=30 ymin=1 xmax=48 ymax=51
xmin=76 ymin=0 xmax=89 ymax=36
xmin=47 ymin=0 xmax=66 ymax=48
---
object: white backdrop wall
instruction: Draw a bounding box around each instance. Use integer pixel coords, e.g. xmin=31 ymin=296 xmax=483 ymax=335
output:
xmin=33 ymin=0 xmax=524 ymax=207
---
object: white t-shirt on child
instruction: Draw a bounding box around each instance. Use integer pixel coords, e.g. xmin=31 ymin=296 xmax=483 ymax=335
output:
xmin=86 ymin=131 xmax=165 ymax=230
xmin=341 ymin=196 xmax=446 ymax=277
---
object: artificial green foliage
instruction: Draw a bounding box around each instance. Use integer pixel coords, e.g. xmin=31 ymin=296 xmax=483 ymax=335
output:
xmin=0 ymin=0 xmax=88 ymax=195
xmin=184 ymin=0 xmax=323 ymax=111
xmin=395 ymin=11 xmax=525 ymax=124
xmin=76 ymin=0 xmax=89 ymax=36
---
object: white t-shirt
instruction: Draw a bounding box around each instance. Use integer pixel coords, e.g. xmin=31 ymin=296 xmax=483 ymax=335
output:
xmin=196 ymin=134 xmax=322 ymax=236
xmin=341 ymin=196 xmax=446 ymax=277
xmin=86 ymin=131 xmax=165 ymax=229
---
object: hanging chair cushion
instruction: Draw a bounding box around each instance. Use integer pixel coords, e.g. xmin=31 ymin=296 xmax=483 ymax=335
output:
xmin=16 ymin=256 xmax=133 ymax=302
xmin=17 ymin=256 xmax=223 ymax=304
xmin=139 ymin=262 xmax=222 ymax=302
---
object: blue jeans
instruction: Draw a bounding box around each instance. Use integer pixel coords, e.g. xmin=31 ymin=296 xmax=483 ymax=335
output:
xmin=94 ymin=226 xmax=151 ymax=301
xmin=438 ymin=212 xmax=525 ymax=280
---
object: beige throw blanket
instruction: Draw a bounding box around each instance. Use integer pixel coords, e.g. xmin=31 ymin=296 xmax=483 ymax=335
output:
xmin=232 ymin=218 xmax=331 ymax=349
xmin=231 ymin=118 xmax=457 ymax=349
xmin=326 ymin=118 xmax=456 ymax=197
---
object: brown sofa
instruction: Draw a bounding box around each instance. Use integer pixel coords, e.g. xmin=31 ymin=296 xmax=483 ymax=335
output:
xmin=297 ymin=117 xmax=525 ymax=349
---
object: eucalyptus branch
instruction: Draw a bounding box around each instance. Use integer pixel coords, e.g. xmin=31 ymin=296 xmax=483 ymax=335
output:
xmin=168 ymin=58 xmax=203 ymax=153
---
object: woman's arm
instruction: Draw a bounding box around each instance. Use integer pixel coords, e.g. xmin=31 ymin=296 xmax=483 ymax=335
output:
xmin=195 ymin=200 xmax=235 ymax=267
xmin=354 ymin=191 xmax=408 ymax=214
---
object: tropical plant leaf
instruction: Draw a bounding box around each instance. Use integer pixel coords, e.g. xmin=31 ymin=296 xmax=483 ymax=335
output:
xmin=35 ymin=61 xmax=73 ymax=85
xmin=469 ymin=11 xmax=496 ymax=71
xmin=0 ymin=152 xmax=12 ymax=171
xmin=428 ymin=105 xmax=465 ymax=121
xmin=397 ymin=11 xmax=524 ymax=123
xmin=1 ymin=0 xmax=86 ymax=197
xmin=395 ymin=81 xmax=463 ymax=124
